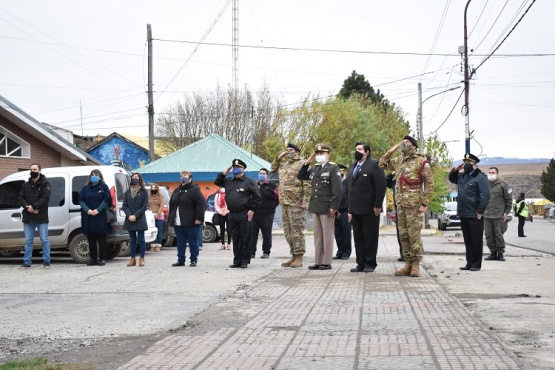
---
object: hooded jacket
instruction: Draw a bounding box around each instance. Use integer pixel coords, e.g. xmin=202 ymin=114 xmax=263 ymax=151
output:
xmin=19 ymin=173 xmax=51 ymax=224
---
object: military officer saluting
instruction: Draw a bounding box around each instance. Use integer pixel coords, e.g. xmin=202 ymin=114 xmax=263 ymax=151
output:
xmin=297 ymin=144 xmax=342 ymax=270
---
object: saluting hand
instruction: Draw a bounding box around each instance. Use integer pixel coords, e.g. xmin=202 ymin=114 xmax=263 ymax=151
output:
xmin=223 ymin=166 xmax=232 ymax=176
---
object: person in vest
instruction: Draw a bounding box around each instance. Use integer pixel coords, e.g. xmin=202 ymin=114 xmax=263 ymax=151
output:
xmin=250 ymin=168 xmax=279 ymax=259
xmin=515 ymin=192 xmax=528 ymax=237
xmin=449 ymin=153 xmax=491 ymax=271
xmin=483 ymin=167 xmax=513 ymax=261
xmin=19 ymin=163 xmax=51 ymax=269
xmin=298 ymin=144 xmax=342 ymax=270
xmin=380 ymin=136 xmax=434 ymax=277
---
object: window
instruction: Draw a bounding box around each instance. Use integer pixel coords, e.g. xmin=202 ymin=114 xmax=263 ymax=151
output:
xmin=0 ymin=127 xmax=30 ymax=158
xmin=72 ymin=176 xmax=89 ymax=205
xmin=48 ymin=177 xmax=65 ymax=207
xmin=0 ymin=180 xmax=24 ymax=210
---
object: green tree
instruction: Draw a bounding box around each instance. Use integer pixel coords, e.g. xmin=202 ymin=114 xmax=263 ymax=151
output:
xmin=540 ymin=158 xmax=555 ymax=202
xmin=337 ymin=70 xmax=388 ymax=107
xmin=422 ymin=134 xmax=453 ymax=214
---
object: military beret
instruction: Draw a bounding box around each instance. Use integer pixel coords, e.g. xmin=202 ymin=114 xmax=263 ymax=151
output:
xmin=403 ymin=135 xmax=418 ymax=148
xmin=463 ymin=153 xmax=480 ymax=163
xmin=338 ymin=164 xmax=347 ymax=170
xmin=314 ymin=143 xmax=331 ymax=153
xmin=231 ymin=158 xmax=247 ymax=169
xmin=287 ymin=143 xmax=301 ymax=152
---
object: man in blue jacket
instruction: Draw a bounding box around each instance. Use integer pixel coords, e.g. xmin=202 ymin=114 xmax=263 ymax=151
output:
xmin=449 ymin=153 xmax=491 ymax=271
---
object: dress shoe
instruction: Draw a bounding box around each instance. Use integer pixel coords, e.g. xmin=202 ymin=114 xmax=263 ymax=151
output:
xmin=519 ymin=235 xmax=527 ymax=237
xmin=261 ymin=253 xmax=269 ymax=259
xmin=87 ymin=259 xmax=97 ymax=266
xmin=398 ymin=256 xmax=405 ymax=261
xmin=497 ymin=253 xmax=505 ymax=261
xmin=308 ymin=264 xmax=322 ymax=270
xmin=332 ymin=256 xmax=341 ymax=260
xmin=190 ymin=261 xmax=197 ymax=267
xmin=97 ymin=260 xmax=106 ymax=266
xmin=172 ymin=262 xmax=185 ymax=267
xmin=229 ymin=264 xmax=241 ymax=268
xmin=459 ymin=266 xmax=471 ymax=270
xmin=469 ymin=267 xmax=481 ymax=271
xmin=350 ymin=267 xmax=364 ymax=272
xmin=240 ymin=263 xmax=248 ymax=268
xmin=341 ymin=256 xmax=349 ymax=260
xmin=319 ymin=264 xmax=332 ymax=270
xmin=363 ymin=266 xmax=375 ymax=273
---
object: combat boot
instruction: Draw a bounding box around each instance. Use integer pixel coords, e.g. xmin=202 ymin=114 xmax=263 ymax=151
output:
xmin=484 ymin=252 xmax=497 ymax=261
xmin=281 ymin=255 xmax=295 ymax=267
xmin=394 ymin=261 xmax=412 ymax=276
xmin=497 ymin=253 xmax=505 ymax=261
xmin=410 ymin=261 xmax=420 ymax=277
xmin=290 ymin=254 xmax=304 ymax=268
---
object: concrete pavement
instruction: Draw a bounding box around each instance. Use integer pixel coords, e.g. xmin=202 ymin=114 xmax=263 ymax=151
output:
xmin=116 ymin=228 xmax=550 ymax=369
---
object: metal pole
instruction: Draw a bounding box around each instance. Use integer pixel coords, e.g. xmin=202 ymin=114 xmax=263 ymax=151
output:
xmin=147 ymin=24 xmax=155 ymax=163
xmin=250 ymin=105 xmax=254 ymax=158
xmin=418 ymin=83 xmax=423 ymax=150
xmin=463 ymin=0 xmax=472 ymax=154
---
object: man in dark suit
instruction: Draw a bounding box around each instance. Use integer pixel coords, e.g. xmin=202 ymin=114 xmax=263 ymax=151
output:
xmin=347 ymin=142 xmax=387 ymax=273
xmin=333 ymin=164 xmax=351 ymax=260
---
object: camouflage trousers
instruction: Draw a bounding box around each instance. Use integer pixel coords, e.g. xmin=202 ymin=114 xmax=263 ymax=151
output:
xmin=282 ymin=205 xmax=307 ymax=256
xmin=397 ymin=206 xmax=424 ymax=262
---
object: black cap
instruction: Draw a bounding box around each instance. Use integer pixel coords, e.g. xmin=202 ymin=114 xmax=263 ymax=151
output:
xmin=463 ymin=153 xmax=480 ymax=163
xmin=338 ymin=164 xmax=347 ymax=170
xmin=403 ymin=135 xmax=418 ymax=148
xmin=231 ymin=158 xmax=247 ymax=169
xmin=287 ymin=142 xmax=301 ymax=152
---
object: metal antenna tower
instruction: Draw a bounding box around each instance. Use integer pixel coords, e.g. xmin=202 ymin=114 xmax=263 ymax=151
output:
xmin=232 ymin=0 xmax=239 ymax=91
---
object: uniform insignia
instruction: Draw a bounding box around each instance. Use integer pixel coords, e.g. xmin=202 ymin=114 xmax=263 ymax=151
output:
xmin=424 ymin=163 xmax=430 ymax=167
xmin=507 ymin=188 xmax=513 ymax=194
xmin=234 ymin=160 xmax=239 ymax=165
xmin=317 ymin=145 xmax=322 ymax=151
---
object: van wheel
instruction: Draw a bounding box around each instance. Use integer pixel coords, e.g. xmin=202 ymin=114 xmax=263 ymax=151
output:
xmin=203 ymin=224 xmax=217 ymax=243
xmin=69 ymin=234 xmax=90 ymax=264
xmin=0 ymin=250 xmax=22 ymax=257
xmin=118 ymin=241 xmax=131 ymax=257
xmin=106 ymin=243 xmax=122 ymax=259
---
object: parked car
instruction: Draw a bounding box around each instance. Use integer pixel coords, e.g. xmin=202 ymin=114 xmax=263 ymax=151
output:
xmin=0 ymin=165 xmax=132 ymax=263
xmin=437 ymin=201 xmax=461 ymax=231
xmin=386 ymin=210 xmax=397 ymax=223
xmin=203 ymin=210 xmax=220 ymax=243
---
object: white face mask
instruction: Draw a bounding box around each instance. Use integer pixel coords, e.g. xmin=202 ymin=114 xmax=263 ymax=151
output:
xmin=315 ymin=155 xmax=327 ymax=165
xmin=487 ymin=174 xmax=497 ymax=181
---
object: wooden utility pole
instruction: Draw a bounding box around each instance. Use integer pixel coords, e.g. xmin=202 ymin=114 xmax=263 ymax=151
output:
xmin=147 ymin=24 xmax=155 ymax=162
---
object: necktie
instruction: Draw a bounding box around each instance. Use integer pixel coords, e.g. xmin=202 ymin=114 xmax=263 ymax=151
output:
xmin=353 ymin=163 xmax=361 ymax=178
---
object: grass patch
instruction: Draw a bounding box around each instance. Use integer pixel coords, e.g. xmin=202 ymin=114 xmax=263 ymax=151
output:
xmin=0 ymin=358 xmax=91 ymax=370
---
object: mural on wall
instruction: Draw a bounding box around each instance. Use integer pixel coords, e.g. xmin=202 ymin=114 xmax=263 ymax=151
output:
xmin=88 ymin=137 xmax=149 ymax=170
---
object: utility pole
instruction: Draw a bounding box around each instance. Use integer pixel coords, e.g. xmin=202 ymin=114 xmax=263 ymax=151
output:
xmin=250 ymin=106 xmax=254 ymax=158
xmin=463 ymin=0 xmax=472 ymax=154
xmin=232 ymin=0 xmax=239 ymax=92
xmin=417 ymin=83 xmax=423 ymax=150
xmin=147 ymin=24 xmax=154 ymax=163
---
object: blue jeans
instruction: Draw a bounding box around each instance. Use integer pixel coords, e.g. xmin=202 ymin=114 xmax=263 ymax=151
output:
xmin=155 ymin=219 xmax=164 ymax=245
xmin=175 ymin=225 xmax=201 ymax=264
xmin=23 ymin=222 xmax=50 ymax=266
xmin=129 ymin=230 xmax=146 ymax=258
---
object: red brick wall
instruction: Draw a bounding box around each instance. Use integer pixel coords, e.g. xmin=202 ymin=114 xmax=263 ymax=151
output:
xmin=0 ymin=117 xmax=62 ymax=180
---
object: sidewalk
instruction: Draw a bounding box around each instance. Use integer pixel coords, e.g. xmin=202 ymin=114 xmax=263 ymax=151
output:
xmin=116 ymin=230 xmax=551 ymax=369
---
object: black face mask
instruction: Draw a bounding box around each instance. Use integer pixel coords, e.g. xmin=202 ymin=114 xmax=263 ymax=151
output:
xmin=151 ymin=190 xmax=158 ymax=194
xmin=354 ymin=151 xmax=364 ymax=161
xmin=30 ymin=171 xmax=39 ymax=179
xmin=463 ymin=163 xmax=474 ymax=173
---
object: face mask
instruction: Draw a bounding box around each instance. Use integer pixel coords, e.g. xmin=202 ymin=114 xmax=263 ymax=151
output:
xmin=181 ymin=176 xmax=191 ymax=184
xmin=232 ymin=167 xmax=243 ymax=176
xmin=131 ymin=178 xmax=139 ymax=185
xmin=487 ymin=174 xmax=497 ymax=181
xmin=151 ymin=189 xmax=158 ymax=194
xmin=354 ymin=151 xmax=364 ymax=161
xmin=30 ymin=171 xmax=39 ymax=179
xmin=400 ymin=143 xmax=413 ymax=154
xmin=315 ymin=155 xmax=327 ymax=165
xmin=340 ymin=172 xmax=345 ymax=178
xmin=463 ymin=163 xmax=474 ymax=173
xmin=91 ymin=176 xmax=100 ymax=184
xmin=285 ymin=152 xmax=297 ymax=160
xmin=258 ymin=174 xmax=266 ymax=181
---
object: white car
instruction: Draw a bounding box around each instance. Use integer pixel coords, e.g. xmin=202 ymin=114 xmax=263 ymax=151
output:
xmin=437 ymin=201 xmax=461 ymax=231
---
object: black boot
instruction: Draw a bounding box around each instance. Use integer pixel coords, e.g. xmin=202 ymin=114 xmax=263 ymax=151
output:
xmin=484 ymin=252 xmax=497 ymax=261
xmin=497 ymin=253 xmax=505 ymax=261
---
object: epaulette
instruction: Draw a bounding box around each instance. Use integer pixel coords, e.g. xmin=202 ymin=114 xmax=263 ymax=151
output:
xmin=329 ymin=161 xmax=336 ymax=165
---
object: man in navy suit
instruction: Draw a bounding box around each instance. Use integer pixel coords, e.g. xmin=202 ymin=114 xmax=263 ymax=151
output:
xmin=347 ymin=142 xmax=387 ymax=273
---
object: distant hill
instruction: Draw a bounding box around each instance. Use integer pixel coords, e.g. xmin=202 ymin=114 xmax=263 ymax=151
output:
xmin=478 ymin=157 xmax=551 ymax=165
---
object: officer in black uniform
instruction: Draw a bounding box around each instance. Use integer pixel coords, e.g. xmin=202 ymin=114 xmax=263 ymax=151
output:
xmin=297 ymin=144 xmax=342 ymax=270
xmin=215 ymin=159 xmax=261 ymax=268
xmin=250 ymin=167 xmax=279 ymax=259
xmin=333 ymin=164 xmax=351 ymax=260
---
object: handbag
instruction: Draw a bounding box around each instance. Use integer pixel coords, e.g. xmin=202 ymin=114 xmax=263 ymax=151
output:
xmin=105 ymin=206 xmax=117 ymax=224
xmin=212 ymin=213 xmax=220 ymax=225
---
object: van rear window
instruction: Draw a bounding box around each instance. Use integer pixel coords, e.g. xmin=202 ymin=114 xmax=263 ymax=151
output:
xmin=0 ymin=180 xmax=24 ymax=209
xmin=72 ymin=176 xmax=89 ymax=205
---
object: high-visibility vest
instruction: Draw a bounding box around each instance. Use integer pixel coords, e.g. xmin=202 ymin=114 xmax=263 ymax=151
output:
xmin=516 ymin=200 xmax=529 ymax=217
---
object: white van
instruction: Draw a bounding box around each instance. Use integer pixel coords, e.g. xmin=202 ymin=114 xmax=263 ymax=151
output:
xmin=0 ymin=165 xmax=157 ymax=263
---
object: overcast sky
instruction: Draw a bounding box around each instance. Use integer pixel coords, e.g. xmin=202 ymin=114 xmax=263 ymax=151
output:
xmin=1 ymin=0 xmax=554 ymax=160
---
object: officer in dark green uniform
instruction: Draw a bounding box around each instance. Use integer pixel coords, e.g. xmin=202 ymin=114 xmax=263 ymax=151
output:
xmin=297 ymin=144 xmax=342 ymax=270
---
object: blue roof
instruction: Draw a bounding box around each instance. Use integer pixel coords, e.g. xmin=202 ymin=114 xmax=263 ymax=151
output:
xmin=136 ymin=133 xmax=271 ymax=182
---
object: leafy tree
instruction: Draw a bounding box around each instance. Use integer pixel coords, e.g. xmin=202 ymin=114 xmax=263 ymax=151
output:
xmin=338 ymin=70 xmax=388 ymax=107
xmin=540 ymin=158 xmax=555 ymax=202
xmin=422 ymin=134 xmax=453 ymax=214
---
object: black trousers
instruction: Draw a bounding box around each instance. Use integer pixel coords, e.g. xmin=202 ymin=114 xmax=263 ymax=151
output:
xmin=517 ymin=215 xmax=526 ymax=236
xmin=250 ymin=212 xmax=274 ymax=255
xmin=334 ymin=211 xmax=351 ymax=258
xmin=350 ymin=213 xmax=380 ymax=269
xmin=218 ymin=215 xmax=231 ymax=244
xmin=228 ymin=211 xmax=252 ymax=266
xmin=87 ymin=232 xmax=107 ymax=261
xmin=460 ymin=217 xmax=484 ymax=269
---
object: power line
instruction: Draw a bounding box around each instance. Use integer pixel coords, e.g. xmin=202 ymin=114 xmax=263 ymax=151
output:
xmin=428 ymin=88 xmax=464 ymax=135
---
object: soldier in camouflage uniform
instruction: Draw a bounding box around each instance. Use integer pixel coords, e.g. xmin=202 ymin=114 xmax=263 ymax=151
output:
xmin=379 ymin=135 xmax=434 ymax=277
xmin=271 ymin=143 xmax=311 ymax=268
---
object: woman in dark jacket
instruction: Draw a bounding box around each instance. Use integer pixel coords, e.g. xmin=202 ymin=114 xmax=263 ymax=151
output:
xmin=79 ymin=169 xmax=112 ymax=266
xmin=168 ymin=170 xmax=205 ymax=267
xmin=123 ymin=172 xmax=149 ymax=267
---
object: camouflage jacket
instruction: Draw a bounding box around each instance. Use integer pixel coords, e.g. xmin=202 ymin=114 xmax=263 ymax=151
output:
xmin=379 ymin=151 xmax=434 ymax=208
xmin=271 ymin=154 xmax=310 ymax=207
